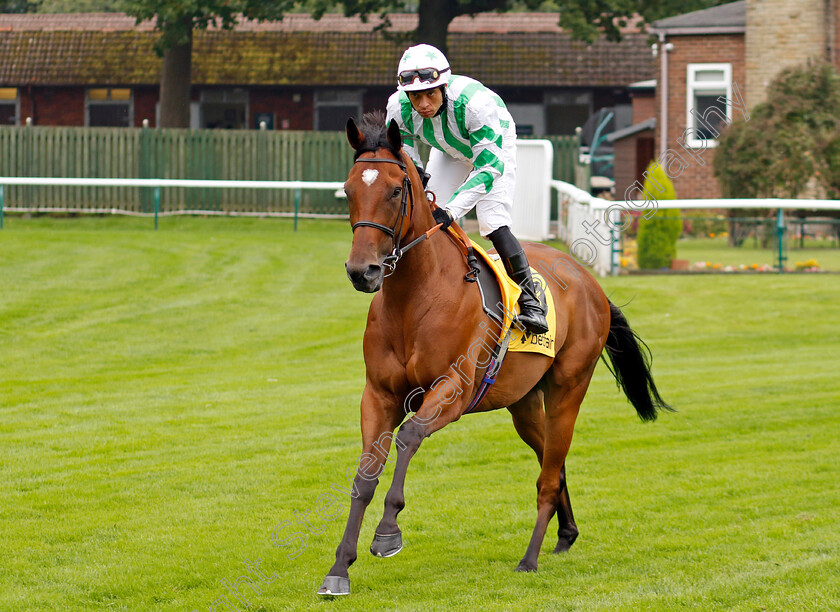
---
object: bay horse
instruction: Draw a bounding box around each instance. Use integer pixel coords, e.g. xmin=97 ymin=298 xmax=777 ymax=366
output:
xmin=318 ymin=113 xmax=670 ymax=596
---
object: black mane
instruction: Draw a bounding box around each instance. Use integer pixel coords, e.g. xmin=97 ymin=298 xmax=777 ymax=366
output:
xmin=353 ymin=111 xmax=401 ymax=159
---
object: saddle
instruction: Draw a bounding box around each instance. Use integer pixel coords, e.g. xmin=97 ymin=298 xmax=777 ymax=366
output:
xmin=442 ymin=222 xmax=556 ymax=412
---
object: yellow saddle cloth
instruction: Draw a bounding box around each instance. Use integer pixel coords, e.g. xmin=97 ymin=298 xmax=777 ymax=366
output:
xmin=467 ymin=239 xmax=557 ymax=358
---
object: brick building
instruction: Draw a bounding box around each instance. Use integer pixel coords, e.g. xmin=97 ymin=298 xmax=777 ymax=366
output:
xmin=0 ymin=12 xmax=654 ymax=136
xmin=614 ymin=0 xmax=840 ymax=199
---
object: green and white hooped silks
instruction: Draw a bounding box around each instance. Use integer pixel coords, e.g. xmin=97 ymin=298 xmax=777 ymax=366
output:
xmin=385 ymin=75 xmax=517 ymax=237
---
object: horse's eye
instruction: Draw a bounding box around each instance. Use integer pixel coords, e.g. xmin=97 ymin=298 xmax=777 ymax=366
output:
xmin=392 ymin=187 xmax=402 ymax=199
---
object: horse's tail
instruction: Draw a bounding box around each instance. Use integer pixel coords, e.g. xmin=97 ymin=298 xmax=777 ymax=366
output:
xmin=602 ymin=300 xmax=672 ymax=422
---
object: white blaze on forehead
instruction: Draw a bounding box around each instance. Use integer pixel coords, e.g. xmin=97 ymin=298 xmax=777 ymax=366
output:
xmin=362 ymin=169 xmax=379 ymax=186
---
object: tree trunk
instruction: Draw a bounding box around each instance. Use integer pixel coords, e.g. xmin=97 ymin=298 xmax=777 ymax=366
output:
xmin=415 ymin=0 xmax=458 ymax=54
xmin=414 ymin=0 xmax=508 ymax=55
xmin=158 ymin=26 xmax=193 ymax=128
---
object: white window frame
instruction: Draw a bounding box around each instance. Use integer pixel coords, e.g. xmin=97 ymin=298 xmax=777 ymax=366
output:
xmin=85 ymin=88 xmax=134 ymax=127
xmin=0 ymin=87 xmax=20 ymax=126
xmin=686 ymin=63 xmax=732 ymax=148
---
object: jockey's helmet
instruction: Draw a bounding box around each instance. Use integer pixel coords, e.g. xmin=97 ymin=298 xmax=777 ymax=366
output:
xmin=397 ymin=44 xmax=450 ymax=92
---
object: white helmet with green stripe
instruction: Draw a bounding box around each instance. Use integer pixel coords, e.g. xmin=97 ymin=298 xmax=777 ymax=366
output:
xmin=397 ymin=44 xmax=451 ymax=92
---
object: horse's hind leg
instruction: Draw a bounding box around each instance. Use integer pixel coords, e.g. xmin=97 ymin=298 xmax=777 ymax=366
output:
xmin=516 ymin=370 xmax=593 ymax=572
xmin=509 ymin=388 xmax=578 ymax=554
xmin=553 ymin=464 xmax=578 ymax=553
xmin=508 ymin=388 xmax=545 ymax=465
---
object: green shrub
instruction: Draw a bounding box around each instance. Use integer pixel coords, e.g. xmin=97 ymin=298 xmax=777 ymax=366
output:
xmin=637 ymin=162 xmax=681 ymax=269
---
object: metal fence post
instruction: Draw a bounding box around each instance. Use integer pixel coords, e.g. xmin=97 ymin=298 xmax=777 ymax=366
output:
xmin=776 ymin=207 xmax=786 ymax=273
xmin=294 ymin=188 xmax=301 ymax=232
xmin=610 ymin=208 xmax=621 ymax=276
xmin=154 ymin=186 xmax=161 ymax=230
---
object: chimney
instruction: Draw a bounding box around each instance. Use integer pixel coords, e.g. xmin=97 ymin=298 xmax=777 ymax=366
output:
xmin=745 ymin=0 xmax=830 ymax=107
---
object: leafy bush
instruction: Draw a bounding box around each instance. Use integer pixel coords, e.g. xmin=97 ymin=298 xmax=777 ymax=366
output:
xmin=637 ymin=162 xmax=681 ymax=269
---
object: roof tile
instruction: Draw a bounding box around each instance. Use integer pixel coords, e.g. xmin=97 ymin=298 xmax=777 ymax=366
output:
xmin=0 ymin=13 xmax=655 ymax=87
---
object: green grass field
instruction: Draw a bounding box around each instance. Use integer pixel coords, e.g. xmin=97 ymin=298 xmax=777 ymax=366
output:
xmin=2 ymin=216 xmax=839 ymax=611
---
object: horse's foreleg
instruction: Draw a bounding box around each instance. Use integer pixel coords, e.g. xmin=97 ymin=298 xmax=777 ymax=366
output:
xmin=517 ymin=375 xmax=590 ymax=572
xmin=369 ymin=418 xmax=423 ymax=557
xmin=371 ymin=390 xmax=462 ymax=558
xmin=319 ymin=394 xmax=402 ymax=596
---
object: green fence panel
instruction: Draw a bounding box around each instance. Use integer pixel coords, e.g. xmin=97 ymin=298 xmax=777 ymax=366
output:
xmin=0 ymin=126 xmax=357 ymax=214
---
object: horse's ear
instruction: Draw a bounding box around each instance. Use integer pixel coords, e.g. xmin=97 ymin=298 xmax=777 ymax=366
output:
xmin=346 ymin=118 xmax=365 ymax=151
xmin=387 ymin=119 xmax=402 ymax=152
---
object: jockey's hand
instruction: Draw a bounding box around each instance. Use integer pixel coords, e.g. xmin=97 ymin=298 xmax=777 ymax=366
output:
xmin=433 ymin=207 xmax=454 ymax=230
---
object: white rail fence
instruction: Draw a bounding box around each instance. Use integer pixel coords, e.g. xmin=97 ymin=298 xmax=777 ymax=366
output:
xmin=551 ymin=180 xmax=840 ymax=276
xmin=4 ymin=176 xmax=838 ymax=276
xmin=0 ymin=177 xmax=345 ymax=230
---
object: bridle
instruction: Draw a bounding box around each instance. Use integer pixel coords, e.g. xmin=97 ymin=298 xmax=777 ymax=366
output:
xmin=351 ymin=155 xmax=436 ymax=275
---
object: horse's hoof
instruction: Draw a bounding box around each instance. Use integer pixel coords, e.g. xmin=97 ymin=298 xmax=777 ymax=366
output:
xmin=553 ymin=530 xmax=578 ymax=553
xmin=317 ymin=575 xmax=350 ymax=596
xmin=515 ymin=560 xmax=537 ymax=572
xmin=370 ymin=531 xmax=403 ymax=558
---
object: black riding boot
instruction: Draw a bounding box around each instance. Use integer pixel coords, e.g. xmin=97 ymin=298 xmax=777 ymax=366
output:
xmin=488 ymin=226 xmax=549 ymax=335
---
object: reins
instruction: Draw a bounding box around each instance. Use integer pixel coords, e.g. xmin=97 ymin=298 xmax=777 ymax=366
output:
xmin=351 ymin=156 xmax=442 ymax=275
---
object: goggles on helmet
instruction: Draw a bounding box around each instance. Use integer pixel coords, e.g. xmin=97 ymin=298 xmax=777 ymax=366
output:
xmin=398 ymin=67 xmax=450 ymax=88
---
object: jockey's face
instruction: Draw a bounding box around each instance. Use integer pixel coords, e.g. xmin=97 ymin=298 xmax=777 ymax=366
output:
xmin=408 ymin=87 xmax=444 ymax=119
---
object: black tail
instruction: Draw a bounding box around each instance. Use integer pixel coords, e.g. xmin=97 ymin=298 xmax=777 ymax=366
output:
xmin=602 ymin=301 xmax=672 ymax=422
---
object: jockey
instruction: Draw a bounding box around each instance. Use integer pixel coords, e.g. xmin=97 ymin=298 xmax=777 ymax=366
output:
xmin=385 ymin=43 xmax=549 ymax=335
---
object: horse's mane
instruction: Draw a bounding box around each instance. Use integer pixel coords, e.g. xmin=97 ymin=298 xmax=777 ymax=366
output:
xmin=353 ymin=111 xmax=401 ymax=160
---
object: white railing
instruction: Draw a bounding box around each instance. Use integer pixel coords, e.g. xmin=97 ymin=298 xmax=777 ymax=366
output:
xmin=0 ymin=177 xmax=346 ymax=230
xmin=512 ymin=140 xmax=554 ymax=241
xmin=551 ymin=180 xmax=616 ymax=277
xmin=551 ymin=179 xmax=840 ymax=276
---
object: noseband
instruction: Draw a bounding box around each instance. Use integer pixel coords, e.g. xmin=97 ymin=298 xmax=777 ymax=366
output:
xmin=351 ymin=156 xmax=416 ymax=273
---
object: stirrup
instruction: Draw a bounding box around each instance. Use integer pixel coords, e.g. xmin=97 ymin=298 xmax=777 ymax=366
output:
xmin=517 ymin=310 xmax=549 ymax=335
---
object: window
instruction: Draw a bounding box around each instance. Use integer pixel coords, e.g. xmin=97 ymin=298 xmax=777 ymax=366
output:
xmin=314 ymin=90 xmax=362 ymax=131
xmin=544 ymin=91 xmax=592 ymax=135
xmin=0 ymin=87 xmax=19 ymax=126
xmin=200 ymin=89 xmax=248 ymax=129
xmin=686 ymin=64 xmax=732 ymax=148
xmin=87 ymin=88 xmax=132 ymax=127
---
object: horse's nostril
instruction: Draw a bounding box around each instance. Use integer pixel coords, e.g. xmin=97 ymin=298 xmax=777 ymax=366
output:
xmin=346 ymin=262 xmax=381 ymax=285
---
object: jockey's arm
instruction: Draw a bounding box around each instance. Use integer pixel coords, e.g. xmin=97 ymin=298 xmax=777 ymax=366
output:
xmin=444 ymin=101 xmax=508 ymax=220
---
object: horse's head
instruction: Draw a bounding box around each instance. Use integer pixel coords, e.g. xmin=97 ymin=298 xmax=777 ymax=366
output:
xmin=344 ymin=112 xmax=423 ymax=293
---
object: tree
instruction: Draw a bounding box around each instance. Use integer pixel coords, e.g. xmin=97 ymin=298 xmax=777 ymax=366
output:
xmin=126 ymin=0 xmax=293 ymax=127
xmin=331 ymin=0 xmax=735 ymax=56
xmin=0 ymin=0 xmax=37 ymax=12
xmin=552 ymin=0 xmax=734 ymax=43
xmin=714 ymin=62 xmax=840 ymax=199
xmin=328 ymin=0 xmax=538 ymax=55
